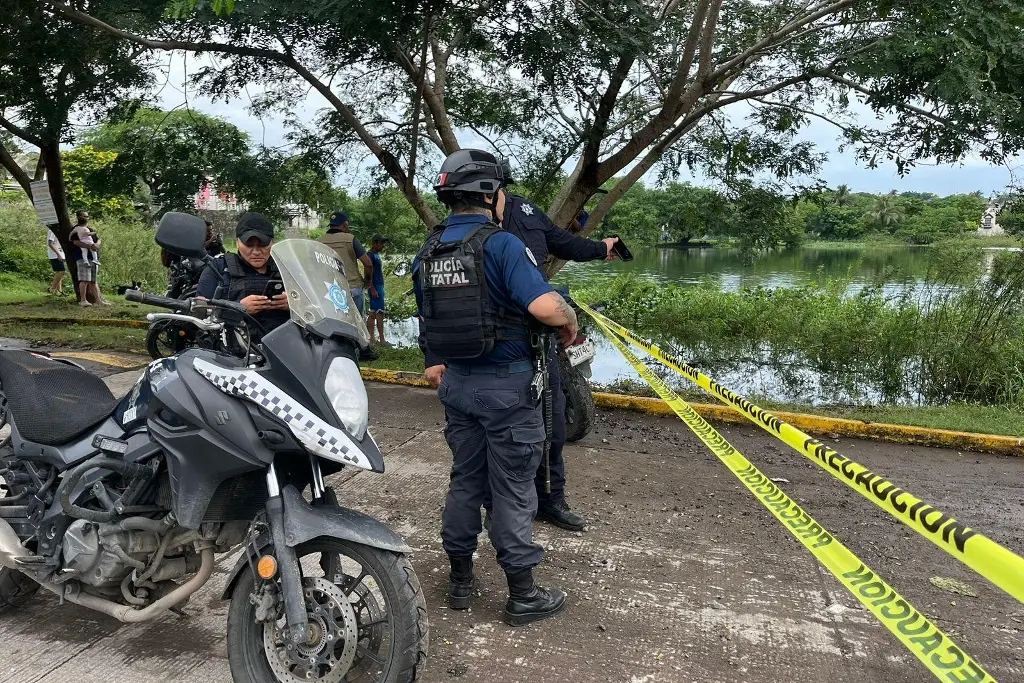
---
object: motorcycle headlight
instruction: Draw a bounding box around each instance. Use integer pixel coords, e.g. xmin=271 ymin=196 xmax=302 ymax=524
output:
xmin=324 ymin=357 xmax=368 ymax=439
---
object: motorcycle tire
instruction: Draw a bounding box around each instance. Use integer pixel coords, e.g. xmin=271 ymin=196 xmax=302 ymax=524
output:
xmin=226 ymin=538 xmax=427 ymax=683
xmin=561 ymin=355 xmax=596 ymax=443
xmin=146 ymin=320 xmax=192 ymax=360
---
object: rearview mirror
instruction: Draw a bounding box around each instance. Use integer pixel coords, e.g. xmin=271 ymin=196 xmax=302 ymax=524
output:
xmin=156 ymin=212 xmax=208 ymax=259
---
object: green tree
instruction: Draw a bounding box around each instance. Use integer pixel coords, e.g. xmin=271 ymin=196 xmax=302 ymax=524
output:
xmin=61 ymin=145 xmax=135 ymax=217
xmin=0 ymin=0 xmax=156 ymax=241
xmin=84 ymin=106 xmax=251 ymax=215
xmin=866 ymin=194 xmax=905 ymax=232
xmin=725 ymin=183 xmax=798 ymax=251
xmin=998 ymin=196 xmax=1024 ymax=237
xmin=51 ymin=0 xmax=1024 ymax=269
xmin=898 ymin=206 xmax=970 ymax=244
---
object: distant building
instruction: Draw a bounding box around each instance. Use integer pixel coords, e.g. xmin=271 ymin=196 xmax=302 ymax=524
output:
xmin=978 ymin=196 xmax=1006 ymax=236
xmin=193 ymin=180 xmax=320 ymax=237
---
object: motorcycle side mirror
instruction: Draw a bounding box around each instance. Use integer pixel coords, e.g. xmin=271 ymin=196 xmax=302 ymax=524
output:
xmin=156 ymin=212 xmax=209 ymax=260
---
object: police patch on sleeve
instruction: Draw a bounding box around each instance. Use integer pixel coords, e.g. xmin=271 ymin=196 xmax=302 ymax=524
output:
xmin=525 ymin=248 xmax=538 ymax=266
xmin=521 ymin=203 xmax=534 ymax=216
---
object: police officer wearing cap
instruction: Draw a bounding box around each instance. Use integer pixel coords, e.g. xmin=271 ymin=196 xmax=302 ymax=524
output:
xmin=197 ymin=211 xmax=290 ymax=338
xmin=414 ymin=149 xmax=578 ymax=626
xmin=423 ymin=165 xmax=618 ymax=533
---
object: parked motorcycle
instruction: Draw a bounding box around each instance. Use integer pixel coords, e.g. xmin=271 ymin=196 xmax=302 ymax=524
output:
xmin=145 ymin=256 xmax=204 ymax=359
xmin=146 ymin=256 xmax=259 ymax=362
xmin=0 ymin=213 xmax=428 ymax=683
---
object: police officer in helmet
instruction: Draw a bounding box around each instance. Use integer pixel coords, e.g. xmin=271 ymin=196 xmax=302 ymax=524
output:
xmin=424 ymin=161 xmax=618 ymax=533
xmin=196 ymin=212 xmax=290 ymax=340
xmin=414 ymin=149 xmax=578 ymax=625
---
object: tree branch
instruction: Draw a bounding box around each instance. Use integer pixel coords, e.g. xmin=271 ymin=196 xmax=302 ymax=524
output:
xmin=0 ymin=113 xmax=44 ymax=148
xmin=665 ymin=0 xmax=712 ymax=105
xmin=0 ymin=139 xmax=33 ymax=199
xmin=818 ymin=70 xmax=949 ymax=124
xmin=710 ymin=0 xmax=857 ymax=82
xmin=43 ymin=0 xmax=440 ymax=226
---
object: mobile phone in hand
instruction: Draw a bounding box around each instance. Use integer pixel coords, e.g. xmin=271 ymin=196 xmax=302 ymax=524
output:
xmin=263 ymin=280 xmax=285 ymax=298
xmin=609 ymin=235 xmax=634 ymax=261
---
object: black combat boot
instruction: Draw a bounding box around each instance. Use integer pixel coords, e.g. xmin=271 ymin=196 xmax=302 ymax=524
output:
xmin=536 ymin=499 xmax=587 ymax=531
xmin=447 ymin=556 xmax=475 ymax=610
xmin=503 ymin=569 xmax=567 ymax=626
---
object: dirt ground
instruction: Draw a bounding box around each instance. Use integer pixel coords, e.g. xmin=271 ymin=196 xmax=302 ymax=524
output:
xmin=1 ymin=359 xmax=1022 ymax=683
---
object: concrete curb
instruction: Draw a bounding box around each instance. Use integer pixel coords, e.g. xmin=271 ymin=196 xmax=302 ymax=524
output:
xmin=359 ymin=367 xmax=1024 ymax=456
xmin=1 ymin=316 xmax=149 ymax=329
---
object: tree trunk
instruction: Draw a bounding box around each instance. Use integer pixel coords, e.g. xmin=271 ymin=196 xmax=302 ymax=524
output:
xmin=39 ymin=143 xmax=78 ymax=284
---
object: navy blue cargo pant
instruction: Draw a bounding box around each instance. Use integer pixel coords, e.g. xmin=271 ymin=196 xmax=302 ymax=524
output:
xmin=439 ymin=362 xmax=545 ymax=573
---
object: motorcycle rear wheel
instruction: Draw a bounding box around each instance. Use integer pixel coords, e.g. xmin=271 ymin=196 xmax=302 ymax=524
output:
xmin=561 ymin=357 xmax=596 ymax=443
xmin=227 ymin=538 xmax=427 ymax=683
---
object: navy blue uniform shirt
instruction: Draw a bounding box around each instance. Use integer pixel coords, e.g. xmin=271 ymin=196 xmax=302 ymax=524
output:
xmin=501 ymin=194 xmax=606 ymax=279
xmin=414 ymin=213 xmax=552 ymax=365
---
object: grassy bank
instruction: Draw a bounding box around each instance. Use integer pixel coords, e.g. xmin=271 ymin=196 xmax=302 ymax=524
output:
xmin=578 ymin=243 xmax=1024 ymax=408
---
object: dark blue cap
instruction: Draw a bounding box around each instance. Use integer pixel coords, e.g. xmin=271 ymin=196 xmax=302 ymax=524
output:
xmin=329 ymin=211 xmax=348 ymax=226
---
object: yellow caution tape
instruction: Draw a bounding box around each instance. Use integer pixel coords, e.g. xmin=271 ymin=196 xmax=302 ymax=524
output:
xmin=580 ymin=302 xmax=1024 ymax=606
xmin=590 ymin=315 xmax=996 ymax=683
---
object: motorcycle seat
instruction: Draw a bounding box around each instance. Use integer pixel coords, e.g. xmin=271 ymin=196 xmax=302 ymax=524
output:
xmin=0 ymin=350 xmax=120 ymax=446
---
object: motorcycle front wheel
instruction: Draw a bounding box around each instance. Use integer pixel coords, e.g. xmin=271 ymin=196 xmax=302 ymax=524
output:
xmin=226 ymin=538 xmax=428 ymax=683
xmin=145 ymin=320 xmax=193 ymax=360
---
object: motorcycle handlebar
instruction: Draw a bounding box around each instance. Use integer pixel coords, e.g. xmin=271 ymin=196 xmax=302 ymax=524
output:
xmin=124 ymin=290 xmax=187 ymax=310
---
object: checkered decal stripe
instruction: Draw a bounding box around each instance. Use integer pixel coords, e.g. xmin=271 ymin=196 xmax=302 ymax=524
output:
xmin=192 ymin=358 xmax=371 ymax=470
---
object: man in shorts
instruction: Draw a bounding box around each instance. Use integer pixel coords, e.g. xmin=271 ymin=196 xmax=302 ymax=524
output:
xmin=45 ymin=228 xmax=66 ymax=294
xmin=70 ymin=210 xmax=108 ymax=307
xmin=367 ymin=235 xmax=390 ymax=345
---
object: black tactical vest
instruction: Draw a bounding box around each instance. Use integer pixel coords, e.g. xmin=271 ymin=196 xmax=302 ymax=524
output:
xmin=217 ymin=253 xmax=290 ymax=335
xmin=416 ymin=223 xmax=529 ymax=360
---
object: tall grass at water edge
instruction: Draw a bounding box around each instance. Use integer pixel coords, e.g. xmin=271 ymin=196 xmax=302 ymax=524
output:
xmin=577 ymin=242 xmax=1024 ymax=407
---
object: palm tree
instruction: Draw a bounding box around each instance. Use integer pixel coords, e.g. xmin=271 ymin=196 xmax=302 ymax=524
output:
xmin=833 ymin=184 xmax=852 ymax=207
xmin=866 ymin=193 xmax=905 ymax=231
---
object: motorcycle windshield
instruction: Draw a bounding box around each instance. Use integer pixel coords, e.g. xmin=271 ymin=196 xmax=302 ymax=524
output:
xmin=271 ymin=239 xmax=371 ymax=346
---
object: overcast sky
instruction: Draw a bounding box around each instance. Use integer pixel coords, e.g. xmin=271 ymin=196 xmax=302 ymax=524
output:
xmin=156 ymin=54 xmax=1020 ymax=199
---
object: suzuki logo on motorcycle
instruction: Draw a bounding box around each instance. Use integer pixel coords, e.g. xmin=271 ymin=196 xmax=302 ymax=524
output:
xmin=215 ymin=410 xmax=230 ymax=425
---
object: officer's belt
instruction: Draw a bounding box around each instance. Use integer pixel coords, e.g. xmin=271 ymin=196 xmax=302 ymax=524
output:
xmin=446 ymin=361 xmax=533 ymax=376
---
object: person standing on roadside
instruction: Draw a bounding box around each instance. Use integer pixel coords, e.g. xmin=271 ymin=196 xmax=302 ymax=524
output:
xmin=423 ymin=164 xmax=618 ymax=533
xmin=415 ymin=149 xmax=577 ymax=626
xmin=70 ymin=210 xmax=109 ymax=307
xmin=319 ymin=212 xmax=374 ymax=314
xmin=45 ymin=227 xmax=67 ymax=295
xmin=367 ymin=235 xmax=390 ymax=345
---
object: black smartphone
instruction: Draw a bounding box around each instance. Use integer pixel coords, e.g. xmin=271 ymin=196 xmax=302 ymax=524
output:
xmin=609 ymin=235 xmax=634 ymax=261
xmin=263 ymin=280 xmax=285 ymax=298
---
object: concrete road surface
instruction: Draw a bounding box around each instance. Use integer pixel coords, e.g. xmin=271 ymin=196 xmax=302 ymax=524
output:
xmin=1 ymin=361 xmax=1022 ymax=683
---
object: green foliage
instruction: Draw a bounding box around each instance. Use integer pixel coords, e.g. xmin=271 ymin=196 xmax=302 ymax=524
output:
xmin=61 ymin=146 xmax=135 ymax=218
xmin=579 ymin=245 xmax=1024 ymax=407
xmin=0 ymin=196 xmax=165 ymax=291
xmin=896 ymin=206 xmax=970 ymax=245
xmin=601 ymin=182 xmax=728 ymax=245
xmin=84 ymin=106 xmax=252 ymax=214
xmin=0 ymin=201 xmax=53 ymax=281
xmin=999 ymin=195 xmax=1024 ymax=237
